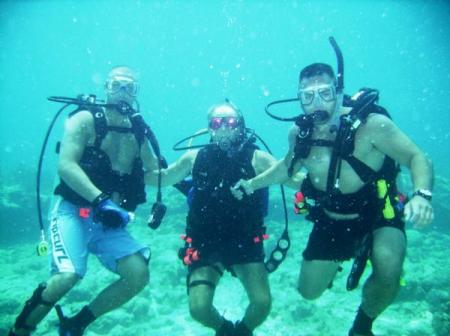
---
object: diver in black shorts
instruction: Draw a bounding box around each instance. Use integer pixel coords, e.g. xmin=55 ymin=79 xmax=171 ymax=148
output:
xmin=232 ymin=54 xmax=434 ymax=336
xmin=146 ymin=101 xmax=302 ymax=336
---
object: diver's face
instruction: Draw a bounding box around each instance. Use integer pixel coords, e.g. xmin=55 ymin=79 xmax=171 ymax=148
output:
xmin=208 ymin=105 xmax=243 ymax=150
xmin=298 ymin=74 xmax=337 ymax=124
xmin=105 ymin=74 xmax=138 ymax=105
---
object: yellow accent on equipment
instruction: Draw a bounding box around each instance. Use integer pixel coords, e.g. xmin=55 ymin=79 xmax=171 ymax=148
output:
xmin=376 ymin=180 xmax=395 ymax=219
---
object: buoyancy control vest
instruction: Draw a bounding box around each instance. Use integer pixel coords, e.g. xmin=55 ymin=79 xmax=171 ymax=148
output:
xmin=188 ymin=143 xmax=266 ymax=237
xmin=292 ymin=89 xmax=401 ymax=215
xmin=54 ymin=107 xmax=146 ymax=211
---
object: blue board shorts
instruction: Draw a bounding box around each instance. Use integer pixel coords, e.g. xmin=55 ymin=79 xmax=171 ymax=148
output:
xmin=48 ymin=198 xmax=150 ymax=277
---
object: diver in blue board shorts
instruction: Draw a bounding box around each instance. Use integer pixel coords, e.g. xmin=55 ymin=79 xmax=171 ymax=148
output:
xmin=48 ymin=198 xmax=150 ymax=277
xmin=9 ymin=66 xmax=158 ymax=336
xmin=232 ymin=39 xmax=434 ymax=336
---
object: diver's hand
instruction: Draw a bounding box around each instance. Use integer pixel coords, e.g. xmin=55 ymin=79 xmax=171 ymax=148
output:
xmin=403 ymin=196 xmax=434 ymax=229
xmin=231 ymin=179 xmax=254 ymax=200
xmin=92 ymin=193 xmax=130 ymax=228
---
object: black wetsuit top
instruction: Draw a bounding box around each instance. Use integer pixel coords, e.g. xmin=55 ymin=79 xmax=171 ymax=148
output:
xmin=187 ymin=144 xmax=265 ymax=239
xmin=54 ymin=109 xmax=146 ymax=211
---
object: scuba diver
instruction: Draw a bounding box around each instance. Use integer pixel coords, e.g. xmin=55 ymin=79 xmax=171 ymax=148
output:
xmin=145 ymin=101 xmax=302 ymax=336
xmin=9 ymin=66 xmax=159 ymax=336
xmin=232 ymin=39 xmax=434 ymax=336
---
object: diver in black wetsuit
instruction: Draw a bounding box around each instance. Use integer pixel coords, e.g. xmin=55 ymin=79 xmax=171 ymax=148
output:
xmin=145 ymin=101 xmax=302 ymax=336
xmin=232 ymin=62 xmax=434 ymax=336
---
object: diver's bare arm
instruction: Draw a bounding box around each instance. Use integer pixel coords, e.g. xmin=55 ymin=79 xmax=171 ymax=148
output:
xmin=408 ymin=153 xmax=434 ymax=190
xmin=248 ymin=158 xmax=291 ymax=191
xmin=243 ymin=125 xmax=299 ymax=192
xmin=369 ymin=114 xmax=434 ymax=226
xmin=145 ymin=150 xmax=196 ymax=187
xmin=285 ymin=171 xmax=306 ymax=190
xmin=253 ymin=150 xmax=301 ymax=189
xmin=252 ymin=150 xmax=277 ymax=175
xmin=369 ymin=114 xmax=433 ymax=190
xmin=58 ymin=111 xmax=101 ymax=202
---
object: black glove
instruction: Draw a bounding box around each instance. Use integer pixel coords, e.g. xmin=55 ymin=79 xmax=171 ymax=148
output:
xmin=92 ymin=193 xmax=130 ymax=228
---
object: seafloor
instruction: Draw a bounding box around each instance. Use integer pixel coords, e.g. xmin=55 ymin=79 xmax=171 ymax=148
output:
xmin=1 ymin=175 xmax=449 ymax=336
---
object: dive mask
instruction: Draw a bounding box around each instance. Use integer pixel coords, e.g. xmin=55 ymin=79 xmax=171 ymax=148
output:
xmin=298 ymin=83 xmax=336 ymax=106
xmin=208 ymin=116 xmax=240 ymax=130
xmin=105 ymin=76 xmax=139 ymax=97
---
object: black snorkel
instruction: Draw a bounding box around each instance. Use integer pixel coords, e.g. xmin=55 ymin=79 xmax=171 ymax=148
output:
xmin=264 ymin=36 xmax=344 ymax=123
xmin=329 ymin=36 xmax=344 ymax=94
xmin=36 ymin=95 xmax=167 ymax=254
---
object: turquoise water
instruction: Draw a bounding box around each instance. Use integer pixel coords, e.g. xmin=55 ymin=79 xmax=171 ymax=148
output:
xmin=1 ymin=1 xmax=449 ymax=335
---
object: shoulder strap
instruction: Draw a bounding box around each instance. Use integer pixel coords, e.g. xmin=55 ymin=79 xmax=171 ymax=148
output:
xmin=288 ymin=115 xmax=314 ymax=176
xmin=79 ymin=106 xmax=147 ymax=149
xmin=91 ymin=108 xmax=108 ymax=148
xmin=288 ymin=114 xmax=337 ymax=177
xmin=326 ymin=88 xmax=382 ymax=192
xmin=345 ymin=155 xmax=378 ymax=183
xmin=67 ymin=105 xmax=107 ymax=148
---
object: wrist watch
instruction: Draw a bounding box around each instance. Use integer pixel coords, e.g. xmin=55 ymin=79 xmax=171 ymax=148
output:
xmin=413 ymin=189 xmax=432 ymax=201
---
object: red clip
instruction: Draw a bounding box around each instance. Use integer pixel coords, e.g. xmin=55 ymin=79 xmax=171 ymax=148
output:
xmin=79 ymin=208 xmax=90 ymax=218
xmin=262 ymin=234 xmax=269 ymax=240
xmin=192 ymin=250 xmax=199 ymax=261
xmin=183 ymin=255 xmax=192 ymax=265
xmin=180 ymin=235 xmax=193 ymax=244
xmin=294 ymin=191 xmax=305 ymax=203
xmin=253 ymin=236 xmax=260 ymax=243
xmin=183 ymin=248 xmax=199 ymax=265
xmin=294 ymin=191 xmax=309 ymax=214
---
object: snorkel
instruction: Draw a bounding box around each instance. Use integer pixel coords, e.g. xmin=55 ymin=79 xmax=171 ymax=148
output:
xmin=265 ymin=36 xmax=345 ymax=125
xmin=327 ymin=36 xmax=345 ymax=127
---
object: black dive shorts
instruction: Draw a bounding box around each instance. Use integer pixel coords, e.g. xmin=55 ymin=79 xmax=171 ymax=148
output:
xmin=187 ymin=233 xmax=265 ymax=273
xmin=302 ymin=208 xmax=405 ymax=262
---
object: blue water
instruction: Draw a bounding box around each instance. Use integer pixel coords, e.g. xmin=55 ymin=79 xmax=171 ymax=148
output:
xmin=1 ymin=1 xmax=449 ymax=334
xmin=1 ymin=1 xmax=449 ymax=170
xmin=1 ymin=0 xmax=449 ymax=238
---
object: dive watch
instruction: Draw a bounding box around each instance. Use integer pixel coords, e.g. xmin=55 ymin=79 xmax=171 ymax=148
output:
xmin=412 ymin=189 xmax=432 ymax=201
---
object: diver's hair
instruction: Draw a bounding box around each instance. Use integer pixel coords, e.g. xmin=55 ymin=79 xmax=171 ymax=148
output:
xmin=207 ymin=101 xmax=246 ymax=130
xmin=107 ymin=65 xmax=138 ymax=81
xmin=299 ymin=63 xmax=335 ymax=82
